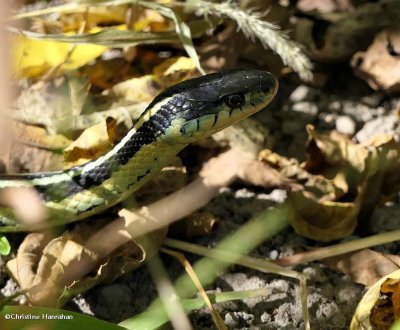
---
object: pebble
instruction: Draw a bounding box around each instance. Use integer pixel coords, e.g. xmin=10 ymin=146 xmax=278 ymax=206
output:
xmin=355 ymin=115 xmax=398 ymax=142
xmin=291 ymin=101 xmax=319 ymax=116
xmin=269 ymin=250 xmax=279 ymax=260
xmin=335 ymin=115 xmax=356 ymax=135
xmin=289 ymin=85 xmax=309 ymax=103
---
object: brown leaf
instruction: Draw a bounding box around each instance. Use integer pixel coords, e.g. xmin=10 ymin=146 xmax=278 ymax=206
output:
xmin=287 ymin=190 xmax=359 ymax=241
xmin=294 ymin=2 xmax=400 ymax=62
xmin=259 ymin=126 xmax=400 ymax=241
xmin=304 ymin=125 xmax=369 ymax=193
xmin=369 ymin=278 xmax=400 ymax=328
xmin=352 ymin=30 xmax=400 ymax=92
xmin=324 ymin=249 xmax=400 ymax=287
xmin=238 ymin=160 xmax=295 ymax=189
xmin=260 ymin=149 xmax=344 ymax=200
xmin=351 ymin=269 xmax=400 ymax=330
xmin=13 ymin=122 xmax=71 ymax=151
xmin=6 ymin=218 xmax=165 ymax=306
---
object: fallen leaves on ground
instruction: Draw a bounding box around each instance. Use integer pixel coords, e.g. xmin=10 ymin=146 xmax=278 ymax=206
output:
xmin=295 ymin=1 xmax=400 ymax=62
xmin=261 ymin=125 xmax=400 ymax=241
xmin=6 ymin=219 xmax=166 ymax=306
xmin=12 ymin=32 xmax=108 ymax=78
xmin=106 ymin=56 xmax=197 ymax=105
xmin=325 ymin=249 xmax=400 ymax=287
xmin=352 ymin=30 xmax=400 ymax=92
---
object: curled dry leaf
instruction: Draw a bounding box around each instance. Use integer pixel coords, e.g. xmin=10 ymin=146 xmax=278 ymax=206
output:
xmin=352 ymin=30 xmax=400 ymax=92
xmin=351 ymin=270 xmax=400 ymax=330
xmin=324 ymin=249 xmax=400 ymax=287
xmin=287 ymin=190 xmax=360 ymax=241
xmin=6 ymin=218 xmax=166 ymax=306
xmin=259 ymin=149 xmax=344 ymax=200
xmin=238 ymin=160 xmax=295 ymax=189
xmin=261 ymin=125 xmax=400 ymax=241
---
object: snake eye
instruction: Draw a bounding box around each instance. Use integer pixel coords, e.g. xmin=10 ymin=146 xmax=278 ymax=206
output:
xmin=223 ymin=94 xmax=245 ymax=109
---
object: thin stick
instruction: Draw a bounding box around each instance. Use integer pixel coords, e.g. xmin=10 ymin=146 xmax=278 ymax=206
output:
xmin=161 ymin=247 xmax=227 ymax=330
xmin=274 ymin=229 xmax=400 ymax=267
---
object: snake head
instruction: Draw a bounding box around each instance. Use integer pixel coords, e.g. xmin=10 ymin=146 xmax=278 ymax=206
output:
xmin=136 ymin=68 xmax=278 ymax=144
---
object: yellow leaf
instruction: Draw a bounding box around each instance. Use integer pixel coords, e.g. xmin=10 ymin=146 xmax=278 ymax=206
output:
xmin=351 ymin=270 xmax=400 ymax=330
xmin=153 ymin=56 xmax=197 ymax=88
xmin=12 ymin=33 xmax=108 ymax=78
xmin=63 ymin=118 xmax=116 ymax=167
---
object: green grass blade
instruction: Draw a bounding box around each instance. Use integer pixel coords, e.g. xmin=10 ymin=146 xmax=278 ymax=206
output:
xmin=119 ymin=288 xmax=269 ymax=329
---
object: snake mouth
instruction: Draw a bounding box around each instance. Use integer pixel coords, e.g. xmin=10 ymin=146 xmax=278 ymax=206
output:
xmin=178 ymin=83 xmax=278 ymax=140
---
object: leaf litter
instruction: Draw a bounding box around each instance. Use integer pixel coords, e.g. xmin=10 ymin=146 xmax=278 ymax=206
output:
xmin=3 ymin=0 xmax=400 ymax=329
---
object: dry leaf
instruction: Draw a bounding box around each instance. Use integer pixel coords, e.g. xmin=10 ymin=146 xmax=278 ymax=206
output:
xmin=351 ymin=269 xmax=400 ymax=330
xmin=63 ymin=117 xmax=117 ymax=166
xmin=260 ymin=149 xmax=344 ymax=200
xmin=352 ymin=30 xmax=400 ymax=92
xmin=304 ymin=125 xmax=369 ymax=193
xmin=13 ymin=122 xmax=71 ymax=151
xmin=238 ymin=160 xmax=295 ymax=189
xmin=263 ymin=126 xmax=400 ymax=241
xmin=212 ymin=118 xmax=272 ymax=157
xmin=6 ymin=218 xmax=166 ymax=306
xmin=12 ymin=32 xmax=108 ymax=78
xmin=107 ymin=56 xmax=197 ymax=104
xmin=15 ymin=75 xmax=95 ymax=136
xmin=295 ymin=1 xmax=400 ymax=61
xmin=325 ymin=249 xmax=400 ymax=287
xmin=152 ymin=56 xmax=197 ymax=88
xmin=286 ymin=190 xmax=360 ymax=241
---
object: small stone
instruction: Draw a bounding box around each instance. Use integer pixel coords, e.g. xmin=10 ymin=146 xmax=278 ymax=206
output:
xmin=260 ymin=312 xmax=272 ymax=323
xmin=319 ymin=113 xmax=337 ymax=126
xmin=327 ymin=101 xmax=342 ymax=112
xmin=224 ymin=313 xmax=238 ymax=327
xmin=355 ymin=115 xmax=398 ymax=142
xmin=291 ymin=101 xmax=318 ymax=116
xmin=289 ymin=85 xmax=309 ymax=103
xmin=335 ymin=115 xmax=356 ymax=135
xmin=269 ymin=250 xmax=279 ymax=260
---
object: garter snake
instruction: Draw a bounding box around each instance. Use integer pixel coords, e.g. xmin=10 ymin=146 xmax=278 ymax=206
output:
xmin=0 ymin=68 xmax=278 ymax=232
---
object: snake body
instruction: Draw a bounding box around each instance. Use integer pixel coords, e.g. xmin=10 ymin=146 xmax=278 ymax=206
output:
xmin=0 ymin=68 xmax=278 ymax=231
